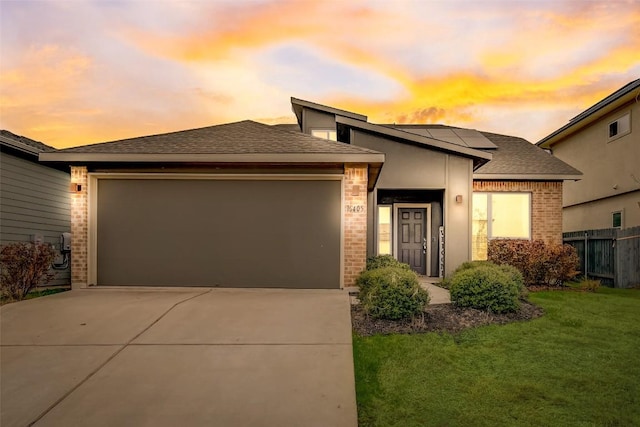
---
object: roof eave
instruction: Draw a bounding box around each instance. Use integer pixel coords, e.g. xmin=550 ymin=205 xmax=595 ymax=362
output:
xmin=537 ymin=80 xmax=640 ymax=148
xmin=473 ymin=173 xmax=583 ymax=181
xmin=0 ymin=136 xmax=41 ymax=157
xmin=39 ymin=152 xmax=385 ymax=164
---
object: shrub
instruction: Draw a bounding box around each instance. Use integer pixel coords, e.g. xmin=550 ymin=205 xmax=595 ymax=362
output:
xmin=357 ymin=267 xmax=430 ymax=320
xmin=440 ymin=261 xmax=491 ymax=289
xmin=496 ymin=264 xmax=528 ymax=300
xmin=365 ymin=255 xmax=411 ymax=272
xmin=1 ymin=242 xmax=56 ymax=301
xmin=488 ymin=240 xmax=579 ymax=287
xmin=449 ymin=265 xmax=520 ymax=313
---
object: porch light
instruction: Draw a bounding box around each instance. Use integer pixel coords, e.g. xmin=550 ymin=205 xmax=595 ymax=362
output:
xmin=455 ymin=195 xmax=463 ymax=204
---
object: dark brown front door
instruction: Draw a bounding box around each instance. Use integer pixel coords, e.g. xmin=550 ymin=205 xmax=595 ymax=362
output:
xmin=398 ymin=208 xmax=426 ymax=275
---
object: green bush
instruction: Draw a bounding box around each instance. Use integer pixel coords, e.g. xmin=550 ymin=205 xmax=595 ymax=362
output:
xmin=496 ymin=263 xmax=528 ymax=300
xmin=357 ymin=267 xmax=429 ymax=320
xmin=488 ymin=239 xmax=579 ymax=287
xmin=441 ymin=261 xmax=501 ymax=290
xmin=1 ymin=243 xmax=55 ymax=301
xmin=365 ymin=255 xmax=410 ymax=272
xmin=449 ymin=265 xmax=521 ymax=313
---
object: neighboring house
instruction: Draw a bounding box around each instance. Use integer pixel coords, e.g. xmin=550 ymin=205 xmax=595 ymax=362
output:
xmin=0 ymin=130 xmax=71 ymax=286
xmin=537 ymin=79 xmax=640 ymax=231
xmin=39 ymin=97 xmax=580 ymax=290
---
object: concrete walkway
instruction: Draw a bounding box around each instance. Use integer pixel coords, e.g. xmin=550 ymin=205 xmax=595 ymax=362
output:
xmin=0 ymin=288 xmax=357 ymax=427
xmin=418 ymin=277 xmax=452 ymax=304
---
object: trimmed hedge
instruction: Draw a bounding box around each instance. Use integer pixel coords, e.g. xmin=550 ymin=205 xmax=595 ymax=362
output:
xmin=488 ymin=240 xmax=579 ymax=287
xmin=357 ymin=266 xmax=429 ymax=320
xmin=449 ymin=264 xmax=521 ymax=313
xmin=365 ymin=255 xmax=411 ymax=272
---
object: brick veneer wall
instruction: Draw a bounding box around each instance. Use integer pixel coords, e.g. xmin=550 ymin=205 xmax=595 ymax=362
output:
xmin=473 ymin=180 xmax=563 ymax=244
xmin=70 ymin=166 xmax=88 ymax=288
xmin=344 ymin=164 xmax=368 ymax=286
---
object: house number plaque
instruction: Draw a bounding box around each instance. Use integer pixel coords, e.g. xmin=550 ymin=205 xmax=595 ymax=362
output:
xmin=346 ymin=205 xmax=365 ymax=213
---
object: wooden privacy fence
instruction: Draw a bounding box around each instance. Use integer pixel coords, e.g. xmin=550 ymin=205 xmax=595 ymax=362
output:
xmin=563 ymin=226 xmax=640 ymax=288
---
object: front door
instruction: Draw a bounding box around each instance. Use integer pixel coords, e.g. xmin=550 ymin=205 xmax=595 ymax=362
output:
xmin=398 ymin=208 xmax=426 ymax=275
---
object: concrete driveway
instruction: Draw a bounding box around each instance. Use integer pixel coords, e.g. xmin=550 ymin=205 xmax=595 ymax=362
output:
xmin=0 ymin=288 xmax=357 ymax=427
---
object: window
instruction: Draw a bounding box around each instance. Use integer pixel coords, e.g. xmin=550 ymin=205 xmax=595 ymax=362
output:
xmin=608 ymin=112 xmax=631 ymax=141
xmin=612 ymin=211 xmax=622 ymax=228
xmin=472 ymin=192 xmax=531 ymax=260
xmin=377 ymin=206 xmax=392 ymax=255
xmin=311 ymin=129 xmax=337 ymax=141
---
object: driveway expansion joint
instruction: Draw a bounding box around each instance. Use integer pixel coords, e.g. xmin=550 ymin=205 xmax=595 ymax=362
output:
xmin=27 ymin=289 xmax=212 ymax=426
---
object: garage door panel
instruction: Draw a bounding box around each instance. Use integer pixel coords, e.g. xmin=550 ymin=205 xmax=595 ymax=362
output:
xmin=97 ymin=179 xmax=341 ymax=288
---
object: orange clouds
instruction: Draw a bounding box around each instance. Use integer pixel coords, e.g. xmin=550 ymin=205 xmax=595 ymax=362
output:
xmin=2 ymin=1 xmax=639 ymax=148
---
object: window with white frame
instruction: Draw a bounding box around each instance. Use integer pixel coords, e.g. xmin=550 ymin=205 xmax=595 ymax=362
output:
xmin=472 ymin=192 xmax=531 ymax=260
xmin=608 ymin=112 xmax=631 ymax=141
xmin=311 ymin=129 xmax=337 ymax=141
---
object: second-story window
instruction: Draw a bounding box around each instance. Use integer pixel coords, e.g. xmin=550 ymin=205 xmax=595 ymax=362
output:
xmin=311 ymin=129 xmax=337 ymax=141
xmin=608 ymin=112 xmax=631 ymax=141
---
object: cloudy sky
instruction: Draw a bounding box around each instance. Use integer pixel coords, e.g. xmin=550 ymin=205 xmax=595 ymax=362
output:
xmin=1 ymin=0 xmax=639 ymax=149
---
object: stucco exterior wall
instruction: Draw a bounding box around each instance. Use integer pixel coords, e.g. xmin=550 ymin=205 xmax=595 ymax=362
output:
xmin=352 ymin=132 xmax=447 ymax=188
xmin=473 ymin=180 xmax=563 ymax=244
xmin=563 ymin=190 xmax=640 ymax=231
xmin=445 ymin=156 xmax=473 ymax=275
xmin=302 ymin=109 xmax=336 ymax=135
xmin=548 ymin=100 xmax=640 ymax=230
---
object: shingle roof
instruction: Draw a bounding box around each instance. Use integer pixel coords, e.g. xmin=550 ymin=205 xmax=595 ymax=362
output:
xmin=474 ymin=131 xmax=582 ymax=177
xmin=54 ymin=120 xmax=378 ymax=155
xmin=386 ymin=124 xmax=581 ymax=179
xmin=0 ymin=130 xmax=55 ymax=155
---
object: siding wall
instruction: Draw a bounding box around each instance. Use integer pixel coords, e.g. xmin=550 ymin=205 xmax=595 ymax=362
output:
xmin=0 ymin=151 xmax=71 ymax=285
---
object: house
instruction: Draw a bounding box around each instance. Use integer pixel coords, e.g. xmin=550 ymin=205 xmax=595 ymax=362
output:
xmin=39 ymin=97 xmax=580 ymax=289
xmin=0 ymin=130 xmax=71 ymax=286
xmin=537 ymin=79 xmax=640 ymax=231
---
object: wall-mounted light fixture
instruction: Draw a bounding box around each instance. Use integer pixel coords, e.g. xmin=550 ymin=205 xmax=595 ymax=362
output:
xmin=70 ymin=183 xmax=82 ymax=193
xmin=351 ymin=184 xmax=361 ymax=196
xmin=455 ymin=195 xmax=463 ymax=204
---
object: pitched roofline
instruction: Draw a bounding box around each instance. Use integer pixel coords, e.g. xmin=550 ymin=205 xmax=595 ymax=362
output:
xmin=335 ymin=116 xmax=493 ymax=166
xmin=0 ymin=133 xmax=53 ymax=156
xmin=290 ymin=97 xmax=368 ymax=127
xmin=537 ymin=79 xmax=640 ymax=148
xmin=39 ymin=152 xmax=385 ymax=164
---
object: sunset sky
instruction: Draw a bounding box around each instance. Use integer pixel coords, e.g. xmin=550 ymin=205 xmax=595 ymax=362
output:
xmin=1 ymin=0 xmax=639 ymax=149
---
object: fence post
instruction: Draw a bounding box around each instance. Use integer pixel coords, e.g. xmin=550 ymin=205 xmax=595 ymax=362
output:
xmin=584 ymin=231 xmax=588 ymax=278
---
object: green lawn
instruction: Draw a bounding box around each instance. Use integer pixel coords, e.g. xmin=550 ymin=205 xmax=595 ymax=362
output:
xmin=353 ymin=288 xmax=640 ymax=427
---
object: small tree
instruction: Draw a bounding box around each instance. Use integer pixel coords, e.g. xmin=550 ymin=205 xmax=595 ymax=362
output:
xmin=1 ymin=242 xmax=55 ymax=301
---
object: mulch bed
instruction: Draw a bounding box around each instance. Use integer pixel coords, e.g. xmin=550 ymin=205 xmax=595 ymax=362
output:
xmin=351 ymin=301 xmax=544 ymax=336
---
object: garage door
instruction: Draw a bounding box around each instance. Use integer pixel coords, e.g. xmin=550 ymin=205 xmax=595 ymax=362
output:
xmin=96 ymin=178 xmax=341 ymax=288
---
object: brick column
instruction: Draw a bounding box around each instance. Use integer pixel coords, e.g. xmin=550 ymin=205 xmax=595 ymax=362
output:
xmin=344 ymin=163 xmax=368 ymax=286
xmin=70 ymin=166 xmax=88 ymax=288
